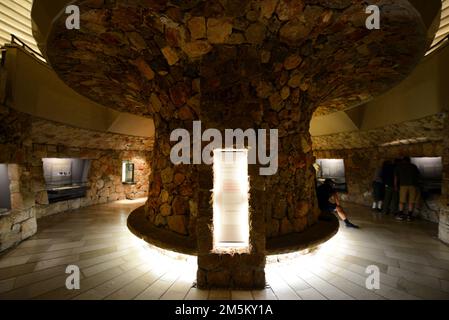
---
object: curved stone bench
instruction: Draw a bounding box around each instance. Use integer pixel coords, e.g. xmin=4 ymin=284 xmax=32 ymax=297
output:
xmin=128 ymin=206 xmax=339 ymax=256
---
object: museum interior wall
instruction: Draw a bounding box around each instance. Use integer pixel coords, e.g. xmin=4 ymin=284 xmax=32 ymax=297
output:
xmin=0 ymin=0 xmax=448 ymax=290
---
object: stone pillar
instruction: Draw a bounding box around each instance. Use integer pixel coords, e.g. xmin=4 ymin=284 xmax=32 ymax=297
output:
xmin=143 ymin=45 xmax=322 ymax=288
xmin=145 ymin=116 xmax=200 ymax=239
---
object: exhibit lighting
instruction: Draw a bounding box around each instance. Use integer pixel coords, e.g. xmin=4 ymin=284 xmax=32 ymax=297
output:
xmin=213 ymin=149 xmax=250 ymax=252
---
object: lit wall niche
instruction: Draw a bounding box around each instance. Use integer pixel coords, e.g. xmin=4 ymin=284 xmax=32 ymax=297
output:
xmin=122 ymin=161 xmax=135 ymax=184
xmin=42 ymin=158 xmax=91 ymax=203
xmin=315 ymin=159 xmax=348 ymax=192
xmin=213 ymin=149 xmax=250 ymax=252
xmin=0 ymin=164 xmax=11 ymax=212
xmin=411 ymin=157 xmax=443 ymax=194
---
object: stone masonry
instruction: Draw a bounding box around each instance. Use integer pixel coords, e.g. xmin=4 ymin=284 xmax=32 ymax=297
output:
xmin=0 ymin=164 xmax=37 ymax=252
xmin=439 ymin=108 xmax=449 ymax=244
xmin=312 ymin=114 xmax=445 ymax=151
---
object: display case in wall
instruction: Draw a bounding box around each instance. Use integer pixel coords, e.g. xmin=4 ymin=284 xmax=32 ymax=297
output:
xmin=122 ymin=161 xmax=135 ymax=184
xmin=315 ymin=159 xmax=348 ymax=192
xmin=0 ymin=164 xmax=11 ymax=214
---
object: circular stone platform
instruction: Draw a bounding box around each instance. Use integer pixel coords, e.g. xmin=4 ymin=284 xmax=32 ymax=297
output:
xmin=127 ymin=205 xmax=339 ymax=255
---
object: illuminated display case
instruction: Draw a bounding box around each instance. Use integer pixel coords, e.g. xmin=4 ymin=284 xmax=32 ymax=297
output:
xmin=122 ymin=161 xmax=135 ymax=184
xmin=42 ymin=158 xmax=91 ymax=203
xmin=0 ymin=164 xmax=11 ymax=213
xmin=213 ymin=149 xmax=250 ymax=252
xmin=411 ymin=157 xmax=443 ymax=194
xmin=315 ymin=159 xmax=348 ymax=192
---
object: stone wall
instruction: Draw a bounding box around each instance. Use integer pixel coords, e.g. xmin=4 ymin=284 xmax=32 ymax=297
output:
xmin=314 ymin=141 xmax=445 ymax=223
xmin=0 ymin=106 xmax=37 ymax=251
xmin=0 ymin=164 xmax=37 ymax=252
xmin=32 ymin=118 xmax=154 ymax=151
xmin=0 ymin=107 xmax=151 ymax=252
xmin=439 ymin=108 xmax=449 ymax=244
xmin=312 ymin=114 xmax=445 ymax=150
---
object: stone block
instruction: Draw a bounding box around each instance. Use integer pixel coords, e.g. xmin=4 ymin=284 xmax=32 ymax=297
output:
xmin=207 ymin=18 xmax=233 ymax=44
xmin=9 ymin=181 xmax=20 ymax=193
xmin=7 ymin=164 xmax=20 ymax=181
xmin=167 ymin=215 xmax=188 ymax=235
xmin=35 ymin=191 xmax=49 ymax=205
xmin=207 ymin=270 xmax=231 ymax=288
xmin=69 ymin=198 xmax=82 ymax=210
xmin=439 ymin=210 xmax=449 ymax=244
xmin=198 ymin=254 xmax=221 ymax=271
xmin=266 ymin=218 xmax=279 ymax=237
xmin=12 ymin=208 xmax=34 ymax=224
xmin=21 ymin=218 xmax=37 ymax=240
xmin=0 ymin=215 xmax=13 ymax=234
xmin=280 ymin=217 xmax=293 ymax=234
xmin=160 ymin=204 xmax=171 ymax=217
xmin=172 ymin=196 xmax=189 ymax=215
xmin=187 ymin=17 xmax=206 ymax=40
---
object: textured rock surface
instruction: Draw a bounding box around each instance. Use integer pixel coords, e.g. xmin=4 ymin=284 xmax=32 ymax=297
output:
xmin=439 ymin=108 xmax=449 ymax=244
xmin=44 ymin=0 xmax=428 ymax=288
xmin=0 ymin=107 xmax=36 ymax=251
xmin=0 ymin=164 xmax=37 ymax=252
xmin=31 ymin=119 xmax=154 ymax=151
xmin=313 ymin=114 xmax=445 ymax=150
xmin=45 ymin=0 xmax=427 ymax=117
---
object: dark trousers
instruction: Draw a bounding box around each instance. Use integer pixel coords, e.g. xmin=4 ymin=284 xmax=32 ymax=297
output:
xmin=383 ymin=186 xmax=399 ymax=214
xmin=372 ymin=182 xmax=385 ymax=201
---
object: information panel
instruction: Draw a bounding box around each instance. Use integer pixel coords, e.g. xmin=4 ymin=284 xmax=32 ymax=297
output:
xmin=213 ymin=149 xmax=250 ymax=251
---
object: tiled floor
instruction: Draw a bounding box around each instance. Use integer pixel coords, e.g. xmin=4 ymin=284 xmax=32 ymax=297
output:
xmin=1 ymin=199 xmax=449 ymax=300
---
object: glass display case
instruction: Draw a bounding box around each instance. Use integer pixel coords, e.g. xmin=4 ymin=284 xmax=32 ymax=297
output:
xmin=315 ymin=159 xmax=348 ymax=192
xmin=122 ymin=161 xmax=135 ymax=184
xmin=411 ymin=157 xmax=443 ymax=194
xmin=0 ymin=164 xmax=11 ymax=213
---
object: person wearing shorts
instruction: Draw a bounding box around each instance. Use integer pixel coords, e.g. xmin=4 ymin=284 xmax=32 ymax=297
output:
xmin=394 ymin=157 xmax=420 ymax=222
xmin=316 ymin=179 xmax=359 ymax=229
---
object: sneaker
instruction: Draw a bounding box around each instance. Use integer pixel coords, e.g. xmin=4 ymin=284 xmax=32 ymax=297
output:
xmin=406 ymin=215 xmax=413 ymax=222
xmin=395 ymin=214 xmax=405 ymax=221
xmin=345 ymin=222 xmax=360 ymax=229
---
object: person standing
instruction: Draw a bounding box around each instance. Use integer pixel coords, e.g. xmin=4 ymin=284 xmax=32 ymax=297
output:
xmin=372 ymin=164 xmax=385 ymax=211
xmin=390 ymin=158 xmax=402 ymax=214
xmin=381 ymin=160 xmax=395 ymax=215
xmin=394 ymin=157 xmax=420 ymax=221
